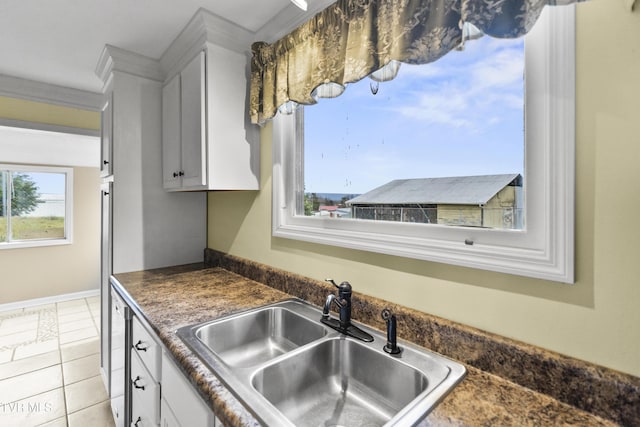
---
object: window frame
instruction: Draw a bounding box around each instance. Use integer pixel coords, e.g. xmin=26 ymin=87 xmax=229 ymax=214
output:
xmin=0 ymin=164 xmax=74 ymax=250
xmin=272 ymin=5 xmax=575 ymax=283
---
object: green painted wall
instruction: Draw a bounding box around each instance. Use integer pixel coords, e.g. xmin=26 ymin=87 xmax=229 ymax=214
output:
xmin=208 ymin=1 xmax=640 ymax=377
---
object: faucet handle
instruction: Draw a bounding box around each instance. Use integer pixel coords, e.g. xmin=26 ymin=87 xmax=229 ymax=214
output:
xmin=325 ymin=278 xmax=339 ymax=289
xmin=325 ymin=279 xmax=353 ymax=297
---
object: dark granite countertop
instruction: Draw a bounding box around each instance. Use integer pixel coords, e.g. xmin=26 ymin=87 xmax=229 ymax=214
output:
xmin=112 ymin=263 xmax=624 ymax=427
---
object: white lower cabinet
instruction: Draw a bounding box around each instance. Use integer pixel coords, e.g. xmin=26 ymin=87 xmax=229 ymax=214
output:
xmin=161 ymin=351 xmax=219 ymax=427
xmin=130 ymin=316 xmax=161 ymax=426
xmin=121 ymin=311 xmax=219 ymax=427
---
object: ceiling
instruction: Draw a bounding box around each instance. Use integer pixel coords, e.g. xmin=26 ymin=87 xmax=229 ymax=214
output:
xmin=0 ymin=0 xmax=303 ymax=94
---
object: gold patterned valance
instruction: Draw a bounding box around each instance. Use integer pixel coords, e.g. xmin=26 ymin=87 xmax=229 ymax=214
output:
xmin=250 ymin=0 xmax=584 ymax=125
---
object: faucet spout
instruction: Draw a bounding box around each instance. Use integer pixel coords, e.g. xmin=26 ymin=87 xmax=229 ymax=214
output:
xmin=322 ymin=294 xmax=339 ymax=318
xmin=323 ymin=293 xmax=348 ymax=324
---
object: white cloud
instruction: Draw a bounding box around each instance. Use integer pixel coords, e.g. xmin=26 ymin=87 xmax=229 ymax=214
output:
xmin=399 ymin=62 xmax=447 ymax=80
xmin=385 ymin=37 xmax=524 ymax=129
xmin=395 ymin=89 xmax=473 ymax=127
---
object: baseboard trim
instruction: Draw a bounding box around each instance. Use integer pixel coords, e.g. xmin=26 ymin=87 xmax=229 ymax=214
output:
xmin=0 ymin=289 xmax=100 ymax=312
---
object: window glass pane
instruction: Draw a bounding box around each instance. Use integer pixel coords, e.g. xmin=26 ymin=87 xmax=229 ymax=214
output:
xmin=303 ymin=36 xmax=524 ymax=229
xmin=10 ymin=171 xmax=66 ymax=240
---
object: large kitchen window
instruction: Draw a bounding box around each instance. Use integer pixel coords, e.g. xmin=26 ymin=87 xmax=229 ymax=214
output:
xmin=272 ymin=6 xmax=575 ymax=283
xmin=0 ymin=164 xmax=73 ymax=249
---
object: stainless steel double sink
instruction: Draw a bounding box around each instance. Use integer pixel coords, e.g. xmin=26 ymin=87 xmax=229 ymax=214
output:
xmin=177 ymin=299 xmax=466 ymax=426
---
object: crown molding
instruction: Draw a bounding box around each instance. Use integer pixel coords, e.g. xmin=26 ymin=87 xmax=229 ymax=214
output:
xmin=95 ymin=44 xmax=164 ymax=88
xmin=160 ymin=8 xmax=254 ymax=82
xmin=0 ymin=74 xmax=103 ymax=111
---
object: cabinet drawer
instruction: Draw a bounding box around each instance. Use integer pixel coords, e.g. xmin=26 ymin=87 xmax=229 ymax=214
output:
xmin=132 ymin=316 xmax=160 ymax=380
xmin=131 ymin=352 xmax=160 ymax=424
xmin=131 ymin=390 xmax=159 ymax=427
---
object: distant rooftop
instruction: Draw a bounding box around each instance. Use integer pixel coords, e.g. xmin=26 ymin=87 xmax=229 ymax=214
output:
xmin=347 ymin=174 xmax=522 ymax=206
xmin=319 ymin=205 xmax=338 ymax=211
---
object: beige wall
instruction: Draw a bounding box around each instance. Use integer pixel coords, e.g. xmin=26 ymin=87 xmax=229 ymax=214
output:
xmin=0 ymin=96 xmax=100 ymax=130
xmin=208 ymin=0 xmax=640 ymax=377
xmin=0 ymin=96 xmax=101 ymax=304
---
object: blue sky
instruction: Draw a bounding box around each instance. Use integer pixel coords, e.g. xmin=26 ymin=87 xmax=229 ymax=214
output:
xmin=304 ymin=36 xmax=525 ymax=194
xmin=26 ymin=172 xmax=65 ymax=195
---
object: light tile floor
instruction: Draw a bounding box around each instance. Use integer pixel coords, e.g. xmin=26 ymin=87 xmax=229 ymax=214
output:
xmin=0 ymin=296 xmax=115 ymax=427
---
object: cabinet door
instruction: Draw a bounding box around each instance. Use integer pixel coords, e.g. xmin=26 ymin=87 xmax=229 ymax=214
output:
xmin=180 ymin=51 xmax=207 ymax=188
xmin=100 ymin=93 xmax=113 ymax=177
xmin=162 ymin=74 xmax=182 ymax=190
xmin=100 ymin=182 xmax=112 ymax=389
xmin=110 ymin=288 xmax=131 ymax=427
xmin=161 ymin=352 xmax=214 ymax=426
xmin=160 ymin=398 xmax=181 ymax=427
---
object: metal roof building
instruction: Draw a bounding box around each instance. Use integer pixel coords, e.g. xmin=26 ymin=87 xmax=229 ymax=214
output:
xmin=347 ymin=174 xmax=522 ymax=206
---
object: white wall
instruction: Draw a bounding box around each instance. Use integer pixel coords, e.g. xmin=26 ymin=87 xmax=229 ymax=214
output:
xmin=0 ymin=97 xmax=101 ymax=304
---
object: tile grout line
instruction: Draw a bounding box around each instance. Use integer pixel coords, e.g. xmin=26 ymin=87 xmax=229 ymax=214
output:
xmin=54 ymin=300 xmax=71 ymax=427
xmin=87 ymin=297 xmax=100 ymax=338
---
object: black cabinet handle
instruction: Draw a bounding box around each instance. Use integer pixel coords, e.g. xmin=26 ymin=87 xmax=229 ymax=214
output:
xmin=134 ymin=340 xmax=148 ymax=352
xmin=132 ymin=376 xmax=145 ymax=390
xmin=179 ymin=171 xmax=184 ymax=176
xmin=173 ymin=172 xmax=178 ymax=177
xmin=103 ymin=191 xmax=109 ymax=196
xmin=103 ymin=160 xmax=109 ymax=165
xmin=134 ymin=416 xmax=142 ymax=427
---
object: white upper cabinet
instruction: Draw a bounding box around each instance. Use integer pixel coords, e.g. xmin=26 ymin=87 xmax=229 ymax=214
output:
xmin=163 ymin=52 xmax=208 ymax=190
xmin=161 ymin=11 xmax=260 ymax=192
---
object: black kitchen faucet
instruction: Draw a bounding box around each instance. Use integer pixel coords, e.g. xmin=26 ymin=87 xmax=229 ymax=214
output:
xmin=321 ymin=279 xmax=374 ymax=342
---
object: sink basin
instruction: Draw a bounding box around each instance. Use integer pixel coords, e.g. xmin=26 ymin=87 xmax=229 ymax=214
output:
xmin=177 ymin=299 xmax=466 ymax=426
xmin=252 ymin=338 xmax=435 ymax=427
xmin=193 ymin=305 xmax=327 ymax=368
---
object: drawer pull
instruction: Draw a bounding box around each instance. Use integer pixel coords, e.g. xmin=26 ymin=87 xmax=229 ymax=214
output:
xmin=133 ymin=376 xmax=145 ymax=390
xmin=134 ymin=340 xmax=148 ymax=352
xmin=134 ymin=416 xmax=142 ymax=427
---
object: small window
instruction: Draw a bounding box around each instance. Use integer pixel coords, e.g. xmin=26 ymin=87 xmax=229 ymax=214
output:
xmin=0 ymin=165 xmax=73 ymax=249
